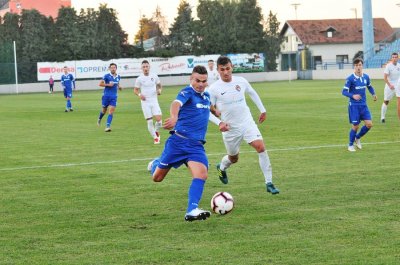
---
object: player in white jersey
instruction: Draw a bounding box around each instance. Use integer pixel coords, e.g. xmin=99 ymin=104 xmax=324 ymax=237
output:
xmin=206 ymin=59 xmax=219 ymax=86
xmin=208 ymin=56 xmax=279 ymax=195
xmin=134 ymin=60 xmax=163 ymax=144
xmin=380 ymin=52 xmax=400 ymax=123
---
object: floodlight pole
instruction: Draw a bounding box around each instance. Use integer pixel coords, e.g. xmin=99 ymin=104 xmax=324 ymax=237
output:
xmin=13 ymin=40 xmax=19 ymax=94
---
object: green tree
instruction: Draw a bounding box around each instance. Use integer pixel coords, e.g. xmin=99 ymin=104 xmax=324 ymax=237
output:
xmin=0 ymin=14 xmax=19 ymax=84
xmin=235 ymin=0 xmax=264 ymax=53
xmin=168 ymin=0 xmax=194 ymax=55
xmin=96 ymin=4 xmax=127 ymax=59
xmin=77 ymin=8 xmax=100 ymax=59
xmin=263 ymin=11 xmax=283 ymax=71
xmin=19 ymin=9 xmax=52 ymax=82
xmin=54 ymin=7 xmax=81 ymax=62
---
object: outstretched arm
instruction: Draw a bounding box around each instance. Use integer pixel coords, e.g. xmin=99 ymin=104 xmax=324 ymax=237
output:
xmin=163 ymin=101 xmax=181 ymax=130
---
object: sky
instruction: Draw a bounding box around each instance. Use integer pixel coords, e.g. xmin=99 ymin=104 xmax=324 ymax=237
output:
xmin=72 ymin=0 xmax=400 ymax=44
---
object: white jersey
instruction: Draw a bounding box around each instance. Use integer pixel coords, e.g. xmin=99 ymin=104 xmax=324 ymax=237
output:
xmin=134 ymin=73 xmax=161 ymax=103
xmin=384 ymin=62 xmax=400 ymax=89
xmin=207 ymin=68 xmax=219 ymax=86
xmin=208 ymin=76 xmax=266 ymax=129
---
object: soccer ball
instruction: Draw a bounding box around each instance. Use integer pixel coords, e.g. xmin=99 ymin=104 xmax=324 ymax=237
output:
xmin=211 ymin=191 xmax=234 ymax=215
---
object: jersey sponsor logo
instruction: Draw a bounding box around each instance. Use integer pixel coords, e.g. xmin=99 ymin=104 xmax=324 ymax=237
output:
xmin=196 ymin=103 xmax=210 ymax=109
xmin=235 ymin=85 xmax=241 ymax=91
xmin=221 ymin=91 xmax=227 ymax=95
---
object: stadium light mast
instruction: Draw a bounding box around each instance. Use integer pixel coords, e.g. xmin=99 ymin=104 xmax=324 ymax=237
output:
xmin=291 ymin=3 xmax=301 ymax=20
xmin=362 ymin=0 xmax=374 ymax=62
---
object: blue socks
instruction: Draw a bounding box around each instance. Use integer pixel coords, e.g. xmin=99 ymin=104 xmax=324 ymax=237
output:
xmin=356 ymin=125 xmax=370 ymax=139
xmin=349 ymin=128 xmax=357 ymax=146
xmin=98 ymin=112 xmax=105 ymax=121
xmin=66 ymin=99 xmax=71 ymax=109
xmin=106 ymin=114 xmax=113 ymax=127
xmin=187 ymin=178 xmax=205 ymax=213
xmin=150 ymin=158 xmax=160 ymax=175
xmin=350 ymin=126 xmax=371 ymax=146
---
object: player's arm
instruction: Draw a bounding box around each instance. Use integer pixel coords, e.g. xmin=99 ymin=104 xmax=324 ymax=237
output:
xmin=367 ymin=79 xmax=377 ymax=101
xmin=246 ymin=84 xmax=267 ymax=123
xmin=134 ymin=87 xmax=144 ymax=100
xmin=163 ymin=100 xmax=181 ymax=130
xmin=156 ymin=82 xmax=162 ymax=95
xmin=99 ymin=78 xmax=112 ymax=88
xmin=384 ymin=73 xmax=394 ymax=89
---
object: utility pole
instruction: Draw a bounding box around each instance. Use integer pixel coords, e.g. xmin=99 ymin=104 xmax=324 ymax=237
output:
xmin=291 ymin=3 xmax=301 ymax=20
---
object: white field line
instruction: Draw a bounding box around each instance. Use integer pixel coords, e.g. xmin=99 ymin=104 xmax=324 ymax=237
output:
xmin=1 ymin=140 xmax=399 ymax=172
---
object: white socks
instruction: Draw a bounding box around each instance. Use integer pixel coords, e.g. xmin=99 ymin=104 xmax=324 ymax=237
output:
xmin=219 ymin=155 xmax=232 ymax=171
xmin=258 ymin=151 xmax=272 ymax=183
xmin=381 ymin=103 xmax=387 ymax=120
xmin=147 ymin=119 xmax=156 ymax=138
xmin=155 ymin=120 xmax=162 ymax=132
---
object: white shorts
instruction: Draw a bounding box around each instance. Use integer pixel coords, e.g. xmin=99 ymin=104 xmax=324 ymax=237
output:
xmin=384 ymin=85 xmax=396 ymax=101
xmin=396 ymin=83 xmax=400 ymax=97
xmin=222 ymin=122 xmax=263 ymax=156
xmin=141 ymin=101 xmax=162 ymax=119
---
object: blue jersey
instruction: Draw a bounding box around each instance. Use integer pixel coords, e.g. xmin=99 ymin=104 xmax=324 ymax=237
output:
xmin=174 ymin=86 xmax=211 ymax=142
xmin=102 ymin=73 xmax=121 ymax=98
xmin=61 ymin=74 xmax=75 ymax=91
xmin=342 ymin=73 xmax=375 ymax=106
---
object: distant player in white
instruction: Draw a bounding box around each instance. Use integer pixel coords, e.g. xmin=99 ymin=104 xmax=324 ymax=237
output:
xmin=206 ymin=59 xmax=219 ymax=86
xmin=380 ymin=52 xmax=400 ymax=123
xmin=134 ymin=60 xmax=163 ymax=144
xmin=208 ymin=56 xmax=280 ymax=195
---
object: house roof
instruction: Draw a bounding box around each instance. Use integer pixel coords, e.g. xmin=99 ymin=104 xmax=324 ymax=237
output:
xmin=281 ymin=18 xmax=394 ymax=45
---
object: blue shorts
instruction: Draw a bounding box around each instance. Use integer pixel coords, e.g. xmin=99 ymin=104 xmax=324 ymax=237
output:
xmin=102 ymin=96 xmax=117 ymax=108
xmin=63 ymin=89 xmax=72 ymax=98
xmin=158 ymin=134 xmax=208 ymax=169
xmin=348 ymin=104 xmax=372 ymax=125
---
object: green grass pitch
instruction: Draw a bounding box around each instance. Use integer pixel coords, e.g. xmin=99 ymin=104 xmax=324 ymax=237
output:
xmin=0 ymin=79 xmax=399 ymax=264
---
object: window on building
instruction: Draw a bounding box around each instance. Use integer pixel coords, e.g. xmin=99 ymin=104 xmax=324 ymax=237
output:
xmin=336 ymin=55 xmax=349 ymax=63
xmin=327 ymin=31 xmax=333 ymax=38
xmin=314 ymin=56 xmax=322 ymax=64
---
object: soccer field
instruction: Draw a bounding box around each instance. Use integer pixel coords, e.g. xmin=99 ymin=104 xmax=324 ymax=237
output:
xmin=1 ymin=80 xmax=399 ymax=264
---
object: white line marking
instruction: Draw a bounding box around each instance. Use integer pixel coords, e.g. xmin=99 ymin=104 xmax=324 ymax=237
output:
xmin=1 ymin=141 xmax=399 ymax=172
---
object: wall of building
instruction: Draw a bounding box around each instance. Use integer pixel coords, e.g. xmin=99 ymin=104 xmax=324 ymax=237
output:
xmin=1 ymin=0 xmax=70 ymax=17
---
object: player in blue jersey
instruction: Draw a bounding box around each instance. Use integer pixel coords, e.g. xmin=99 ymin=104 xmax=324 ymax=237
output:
xmin=60 ymin=66 xmax=75 ymax=112
xmin=147 ymin=65 xmax=227 ymax=222
xmin=342 ymin=58 xmax=377 ymax=152
xmin=97 ymin=63 xmax=122 ymax=132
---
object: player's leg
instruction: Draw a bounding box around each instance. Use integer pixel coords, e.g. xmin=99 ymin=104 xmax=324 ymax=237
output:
xmin=98 ymin=96 xmax=108 ymax=126
xmin=105 ymin=101 xmax=116 ymax=132
xmin=247 ymin=127 xmax=279 ymax=194
xmin=217 ymin=132 xmax=241 ymax=184
xmin=185 ymin=158 xmax=211 ymax=221
xmin=348 ymin=105 xmax=360 ymax=151
xmin=142 ymin=103 xmax=157 ymax=142
xmin=355 ymin=106 xmax=373 ymax=149
xmin=153 ymin=103 xmax=163 ymax=141
xmin=381 ymin=87 xmax=395 ymax=122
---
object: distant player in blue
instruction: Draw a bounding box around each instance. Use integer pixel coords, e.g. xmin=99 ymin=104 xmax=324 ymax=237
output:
xmin=60 ymin=66 xmax=75 ymax=112
xmin=342 ymin=58 xmax=377 ymax=152
xmin=147 ymin=65 xmax=226 ymax=222
xmin=97 ymin=63 xmax=122 ymax=132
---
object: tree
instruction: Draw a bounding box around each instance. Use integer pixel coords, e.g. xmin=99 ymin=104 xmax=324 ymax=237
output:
xmin=263 ymin=11 xmax=283 ymax=71
xmin=19 ymin=9 xmax=52 ymax=82
xmin=0 ymin=13 xmax=20 ymax=84
xmin=168 ymin=0 xmax=194 ymax=55
xmin=96 ymin=4 xmax=127 ymax=59
xmin=235 ymin=0 xmax=265 ymax=53
xmin=77 ymin=8 xmax=99 ymax=59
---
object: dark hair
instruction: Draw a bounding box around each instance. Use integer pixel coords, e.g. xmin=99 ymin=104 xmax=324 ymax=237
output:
xmin=353 ymin=58 xmax=363 ymax=65
xmin=217 ymin=56 xmax=232 ymax=66
xmin=109 ymin=63 xmax=117 ymax=69
xmin=208 ymin=59 xmax=214 ymax=63
xmin=192 ymin=65 xmax=208 ymax=75
xmin=142 ymin=60 xmax=149 ymax=64
xmin=392 ymin=52 xmax=398 ymax=57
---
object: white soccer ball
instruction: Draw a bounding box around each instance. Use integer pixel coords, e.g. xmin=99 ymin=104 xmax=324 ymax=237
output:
xmin=211 ymin=191 xmax=234 ymax=215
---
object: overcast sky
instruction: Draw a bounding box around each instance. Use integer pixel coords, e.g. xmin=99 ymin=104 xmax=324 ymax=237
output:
xmin=72 ymin=0 xmax=400 ymax=43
